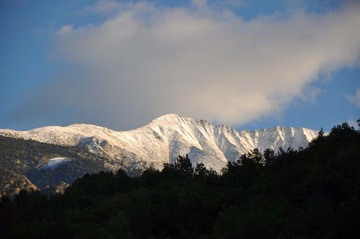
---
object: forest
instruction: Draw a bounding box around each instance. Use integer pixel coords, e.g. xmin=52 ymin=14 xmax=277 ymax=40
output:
xmin=0 ymin=122 xmax=359 ymax=238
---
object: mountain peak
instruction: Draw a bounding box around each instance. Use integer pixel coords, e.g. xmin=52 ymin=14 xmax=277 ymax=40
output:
xmin=0 ymin=114 xmax=320 ymax=173
xmin=149 ymin=113 xmax=183 ymax=124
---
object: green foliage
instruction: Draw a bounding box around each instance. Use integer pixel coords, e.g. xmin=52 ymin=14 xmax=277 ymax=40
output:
xmin=0 ymin=121 xmax=360 ymax=238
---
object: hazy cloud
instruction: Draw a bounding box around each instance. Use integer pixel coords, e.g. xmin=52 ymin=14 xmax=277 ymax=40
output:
xmin=346 ymin=119 xmax=359 ymax=130
xmin=14 ymin=1 xmax=360 ymax=130
xmin=191 ymin=0 xmax=207 ymax=8
xmin=55 ymin=25 xmax=74 ymax=35
xmin=348 ymin=89 xmax=360 ymax=108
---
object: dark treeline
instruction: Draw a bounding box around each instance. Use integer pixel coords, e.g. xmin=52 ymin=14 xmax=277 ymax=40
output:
xmin=0 ymin=122 xmax=360 ymax=238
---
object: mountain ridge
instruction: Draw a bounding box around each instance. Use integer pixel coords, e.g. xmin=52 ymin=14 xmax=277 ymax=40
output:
xmin=0 ymin=114 xmax=319 ymax=172
xmin=0 ymin=114 xmax=321 ymax=196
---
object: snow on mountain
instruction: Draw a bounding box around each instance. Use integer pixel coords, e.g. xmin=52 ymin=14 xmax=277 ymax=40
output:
xmin=39 ymin=157 xmax=72 ymax=170
xmin=0 ymin=114 xmax=319 ymax=172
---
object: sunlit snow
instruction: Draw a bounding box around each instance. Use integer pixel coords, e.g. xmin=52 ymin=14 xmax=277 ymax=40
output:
xmin=0 ymin=114 xmax=321 ymax=172
xmin=40 ymin=157 xmax=72 ymax=170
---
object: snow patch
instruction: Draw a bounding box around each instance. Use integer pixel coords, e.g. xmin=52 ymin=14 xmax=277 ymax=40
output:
xmin=40 ymin=157 xmax=72 ymax=170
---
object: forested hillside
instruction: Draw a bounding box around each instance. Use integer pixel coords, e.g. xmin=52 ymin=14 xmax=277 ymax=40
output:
xmin=0 ymin=122 xmax=359 ymax=238
xmin=0 ymin=136 xmax=108 ymax=196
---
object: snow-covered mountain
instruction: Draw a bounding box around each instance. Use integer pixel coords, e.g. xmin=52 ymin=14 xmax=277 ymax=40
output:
xmin=0 ymin=114 xmax=319 ymax=172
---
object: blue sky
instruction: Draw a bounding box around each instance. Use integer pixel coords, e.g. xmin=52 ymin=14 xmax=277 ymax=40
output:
xmin=1 ymin=0 xmax=359 ymax=132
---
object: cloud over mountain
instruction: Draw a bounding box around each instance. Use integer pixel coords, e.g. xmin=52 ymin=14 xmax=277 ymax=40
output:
xmin=14 ymin=1 xmax=360 ymax=129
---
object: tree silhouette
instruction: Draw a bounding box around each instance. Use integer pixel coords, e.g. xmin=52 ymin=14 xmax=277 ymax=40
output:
xmin=174 ymin=154 xmax=194 ymax=177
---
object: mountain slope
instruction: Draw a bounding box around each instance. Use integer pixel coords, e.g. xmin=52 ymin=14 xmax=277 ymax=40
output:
xmin=0 ymin=114 xmax=319 ymax=172
xmin=0 ymin=135 xmax=109 ymax=197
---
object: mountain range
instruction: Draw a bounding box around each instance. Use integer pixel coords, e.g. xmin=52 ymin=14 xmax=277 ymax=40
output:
xmin=0 ymin=114 xmax=319 ymax=196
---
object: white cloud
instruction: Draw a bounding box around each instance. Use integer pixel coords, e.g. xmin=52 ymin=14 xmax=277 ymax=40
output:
xmin=348 ymin=89 xmax=360 ymax=108
xmin=30 ymin=2 xmax=360 ymax=129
